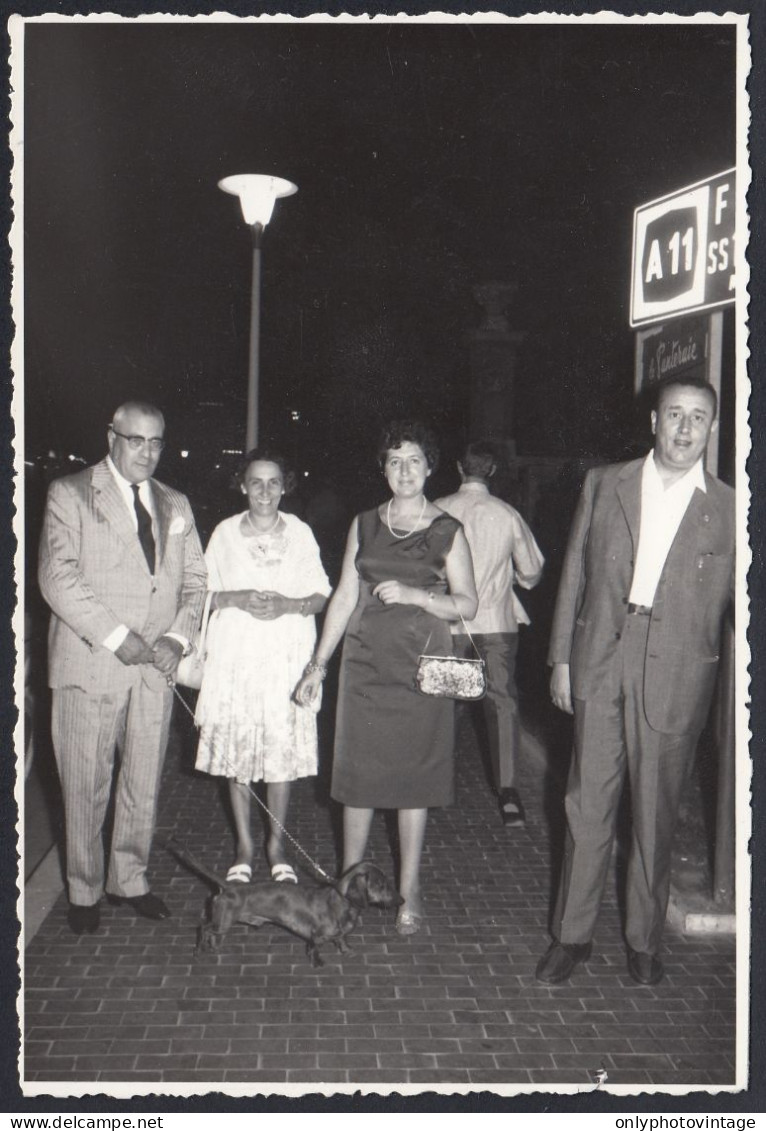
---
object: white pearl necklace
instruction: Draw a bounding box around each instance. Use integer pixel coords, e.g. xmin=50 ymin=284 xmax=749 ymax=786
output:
xmin=386 ymin=496 xmax=426 ymax=539
xmin=247 ymin=509 xmax=281 ymax=537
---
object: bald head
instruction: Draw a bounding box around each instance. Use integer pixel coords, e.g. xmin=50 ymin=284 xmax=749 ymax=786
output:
xmin=108 ymin=401 xmax=166 ymax=484
xmin=112 ymin=401 xmax=165 ymax=433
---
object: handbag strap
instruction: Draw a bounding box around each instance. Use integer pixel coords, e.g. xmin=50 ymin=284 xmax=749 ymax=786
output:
xmin=422 ymin=595 xmax=482 ymax=661
xmin=197 ymin=590 xmax=214 ymax=653
xmin=454 ymin=608 xmax=482 ymax=662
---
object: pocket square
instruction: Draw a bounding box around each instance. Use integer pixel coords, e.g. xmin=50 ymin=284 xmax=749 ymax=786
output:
xmin=169 ymin=515 xmax=186 ymax=535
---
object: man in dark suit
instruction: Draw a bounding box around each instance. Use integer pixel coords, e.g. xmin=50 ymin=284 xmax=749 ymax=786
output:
xmin=39 ymin=401 xmax=207 ymax=934
xmin=536 ymin=377 xmax=735 ymax=986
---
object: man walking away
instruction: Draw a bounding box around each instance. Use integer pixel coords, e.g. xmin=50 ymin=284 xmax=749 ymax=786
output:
xmin=437 ymin=441 xmax=544 ymax=826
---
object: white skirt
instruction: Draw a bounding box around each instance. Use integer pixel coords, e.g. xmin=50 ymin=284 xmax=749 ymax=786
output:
xmin=194 ymin=607 xmax=321 ymax=784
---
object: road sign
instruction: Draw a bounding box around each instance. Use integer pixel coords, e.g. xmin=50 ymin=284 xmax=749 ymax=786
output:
xmin=630 ymin=168 xmax=735 ymax=328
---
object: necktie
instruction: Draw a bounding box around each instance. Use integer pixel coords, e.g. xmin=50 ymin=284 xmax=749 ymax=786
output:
xmin=131 ymin=484 xmax=156 ymax=574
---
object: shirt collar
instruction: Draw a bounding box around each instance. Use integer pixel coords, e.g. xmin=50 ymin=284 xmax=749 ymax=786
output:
xmin=107 ymin=455 xmax=153 ymax=499
xmin=459 ymin=481 xmax=490 ymax=495
xmin=644 ymin=451 xmax=706 ymax=495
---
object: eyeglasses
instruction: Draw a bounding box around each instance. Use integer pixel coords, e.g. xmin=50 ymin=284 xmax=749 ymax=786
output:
xmin=109 ymin=427 xmax=165 ymax=453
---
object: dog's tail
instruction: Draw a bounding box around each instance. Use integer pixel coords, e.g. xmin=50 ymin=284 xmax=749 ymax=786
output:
xmin=165 ymin=836 xmax=228 ymax=892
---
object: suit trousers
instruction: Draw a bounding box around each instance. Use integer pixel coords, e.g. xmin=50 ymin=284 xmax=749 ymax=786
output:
xmin=553 ymin=614 xmax=700 ymax=954
xmin=52 ymin=676 xmax=174 ymax=904
xmin=455 ymin=632 xmax=520 ymax=791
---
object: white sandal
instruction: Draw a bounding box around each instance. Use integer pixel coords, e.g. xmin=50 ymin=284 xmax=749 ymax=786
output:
xmin=271 ymin=863 xmax=298 ymax=884
xmin=225 ymin=863 xmax=252 ymax=884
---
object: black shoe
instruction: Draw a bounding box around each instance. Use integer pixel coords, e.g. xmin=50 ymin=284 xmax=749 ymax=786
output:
xmin=107 ymin=891 xmax=171 ymax=920
xmin=67 ymin=901 xmax=101 ymax=935
xmin=499 ymin=787 xmax=526 ymax=827
xmin=627 ymin=947 xmax=664 ymax=985
xmin=535 ymin=939 xmax=592 ymax=984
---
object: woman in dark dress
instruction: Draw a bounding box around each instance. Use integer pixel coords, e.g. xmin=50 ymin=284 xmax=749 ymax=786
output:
xmin=296 ymin=422 xmax=477 ymax=934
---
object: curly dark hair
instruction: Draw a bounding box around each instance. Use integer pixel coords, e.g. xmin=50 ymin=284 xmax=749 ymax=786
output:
xmin=239 ymin=446 xmax=290 ymax=485
xmin=377 ymin=420 xmax=440 ymax=473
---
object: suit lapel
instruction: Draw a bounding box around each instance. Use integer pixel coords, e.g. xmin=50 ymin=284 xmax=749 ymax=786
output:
xmin=669 ymin=484 xmax=715 ymax=555
xmin=615 ymin=459 xmax=643 ymax=551
xmin=90 ymin=459 xmax=151 ymax=574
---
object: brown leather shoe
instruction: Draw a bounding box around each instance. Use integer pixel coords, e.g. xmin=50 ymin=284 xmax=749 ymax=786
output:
xmin=108 ymin=892 xmax=171 ymax=920
xmin=535 ymin=939 xmax=592 ymax=984
xmin=67 ymin=901 xmax=101 ymax=935
xmin=627 ymin=947 xmax=664 ymax=985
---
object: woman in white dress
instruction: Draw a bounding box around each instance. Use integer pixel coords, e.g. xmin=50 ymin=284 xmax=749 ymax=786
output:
xmin=195 ymin=450 xmax=331 ymax=883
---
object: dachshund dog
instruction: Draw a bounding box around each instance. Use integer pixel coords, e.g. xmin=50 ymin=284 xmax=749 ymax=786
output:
xmin=167 ymin=839 xmax=402 ymax=967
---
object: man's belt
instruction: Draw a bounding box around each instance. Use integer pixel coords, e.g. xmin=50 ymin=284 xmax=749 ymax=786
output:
xmin=627 ymin=603 xmax=652 ymax=616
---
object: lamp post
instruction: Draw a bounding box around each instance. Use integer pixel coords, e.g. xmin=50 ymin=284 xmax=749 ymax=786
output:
xmin=218 ymin=174 xmax=298 ymax=451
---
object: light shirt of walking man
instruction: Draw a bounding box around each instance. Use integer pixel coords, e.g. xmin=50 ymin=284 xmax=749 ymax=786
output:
xmin=436 ymin=441 xmax=544 ymax=826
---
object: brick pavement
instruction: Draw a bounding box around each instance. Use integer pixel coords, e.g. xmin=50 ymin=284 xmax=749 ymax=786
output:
xmin=23 ymin=699 xmax=738 ymax=1090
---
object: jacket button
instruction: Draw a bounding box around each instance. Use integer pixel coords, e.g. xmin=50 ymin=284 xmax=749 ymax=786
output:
xmin=615 ymin=632 xmax=621 ymax=640
xmin=152 ymin=586 xmax=157 ymax=593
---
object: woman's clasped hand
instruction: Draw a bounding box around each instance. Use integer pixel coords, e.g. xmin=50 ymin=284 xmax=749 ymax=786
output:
xmin=219 ymin=589 xmax=294 ymax=619
xmin=372 ymin=579 xmax=426 ymax=606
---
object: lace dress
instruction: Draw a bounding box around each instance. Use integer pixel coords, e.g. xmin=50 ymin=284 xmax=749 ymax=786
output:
xmin=195 ymin=511 xmax=331 ymax=784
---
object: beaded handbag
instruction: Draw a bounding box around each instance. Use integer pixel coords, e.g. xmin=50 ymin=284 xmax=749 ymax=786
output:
xmin=415 ymin=609 xmax=486 ymax=701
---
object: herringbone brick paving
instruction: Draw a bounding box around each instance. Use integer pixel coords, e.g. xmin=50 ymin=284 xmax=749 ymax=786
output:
xmin=23 ymin=702 xmax=738 ymax=1089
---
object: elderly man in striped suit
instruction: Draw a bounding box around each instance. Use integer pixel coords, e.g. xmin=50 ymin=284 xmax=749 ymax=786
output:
xmin=39 ymin=401 xmax=207 ymax=935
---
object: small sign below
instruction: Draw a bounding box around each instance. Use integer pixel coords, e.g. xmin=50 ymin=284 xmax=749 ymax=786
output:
xmin=635 ymin=313 xmax=710 ymax=394
xmin=630 ymin=169 xmax=735 ymax=327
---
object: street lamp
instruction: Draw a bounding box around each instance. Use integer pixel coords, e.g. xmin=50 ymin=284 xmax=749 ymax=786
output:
xmin=218 ymin=174 xmax=298 ymax=451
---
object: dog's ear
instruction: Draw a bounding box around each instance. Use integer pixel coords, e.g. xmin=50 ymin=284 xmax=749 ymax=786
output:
xmin=337 ymin=860 xmax=365 ymax=896
xmin=366 ymin=868 xmax=398 ymax=906
xmin=344 ymin=872 xmax=369 ymax=909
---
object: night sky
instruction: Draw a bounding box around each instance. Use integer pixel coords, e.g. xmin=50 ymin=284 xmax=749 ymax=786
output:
xmin=10 ymin=15 xmax=765 ymax=1100
xmin=22 ymin=17 xmax=738 ymax=489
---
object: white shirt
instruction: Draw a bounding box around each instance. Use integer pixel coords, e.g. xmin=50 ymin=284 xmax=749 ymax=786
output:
xmin=628 ymin=452 xmax=706 ymax=607
xmin=107 ymin=455 xmax=156 ymax=533
xmin=436 ymin=481 xmax=544 ymax=634
xmin=102 ymin=458 xmax=187 ymax=654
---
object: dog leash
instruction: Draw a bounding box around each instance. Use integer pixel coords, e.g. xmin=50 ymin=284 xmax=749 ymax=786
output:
xmin=167 ymin=678 xmax=334 ymax=883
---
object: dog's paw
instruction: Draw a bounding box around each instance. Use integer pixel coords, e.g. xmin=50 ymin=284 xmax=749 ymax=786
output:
xmin=306 ymin=942 xmax=325 ymax=968
xmin=196 ymin=928 xmax=220 ymax=953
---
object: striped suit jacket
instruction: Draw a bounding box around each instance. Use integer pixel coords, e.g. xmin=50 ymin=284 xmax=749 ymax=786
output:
xmin=39 ymin=459 xmax=207 ymax=694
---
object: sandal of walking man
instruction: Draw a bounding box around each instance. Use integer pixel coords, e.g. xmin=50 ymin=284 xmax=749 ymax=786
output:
xmin=537 ymin=376 xmax=734 ymax=986
xmin=38 ymin=400 xmax=207 ymax=935
xmin=436 ymin=440 xmax=544 ymax=827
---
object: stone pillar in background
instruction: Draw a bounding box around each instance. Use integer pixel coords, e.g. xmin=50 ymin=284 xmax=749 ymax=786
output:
xmin=468 ymin=281 xmax=526 ymax=460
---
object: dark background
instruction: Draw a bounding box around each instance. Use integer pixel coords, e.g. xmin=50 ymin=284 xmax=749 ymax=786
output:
xmin=11 ymin=4 xmax=763 ymax=1114
xmin=23 ymin=19 xmax=737 ymax=511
